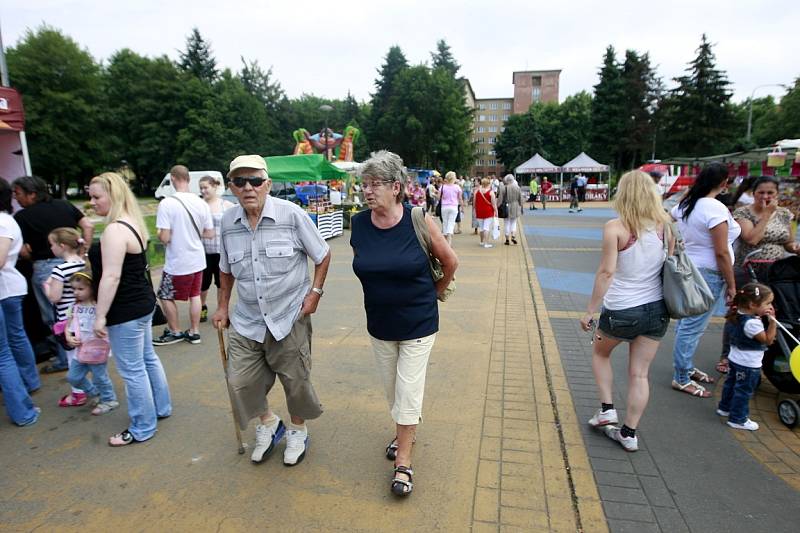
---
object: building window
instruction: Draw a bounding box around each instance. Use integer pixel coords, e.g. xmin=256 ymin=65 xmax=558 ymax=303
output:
xmin=501 ymin=114 xmax=509 ymax=121
xmin=477 ymin=127 xmax=485 ymax=133
xmin=489 ymin=126 xmax=498 ymax=133
xmin=478 ymin=103 xmax=486 ymax=110
xmin=532 ymin=86 xmax=541 ymax=103
xmin=478 ymin=115 xmax=486 ymax=121
xmin=490 ymin=102 xmax=498 ymax=109
xmin=488 ymin=115 xmax=497 ymax=121
xmin=489 ymin=159 xmax=496 ymax=166
xmin=487 ymin=137 xmax=495 ymax=144
xmin=488 ymin=149 xmax=495 ymax=156
xmin=502 ymin=102 xmax=511 ymax=110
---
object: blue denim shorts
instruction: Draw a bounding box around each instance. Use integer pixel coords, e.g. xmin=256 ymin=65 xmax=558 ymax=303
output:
xmin=599 ymin=300 xmax=669 ymax=342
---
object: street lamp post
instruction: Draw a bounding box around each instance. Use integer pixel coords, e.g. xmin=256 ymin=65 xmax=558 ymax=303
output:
xmin=319 ymin=104 xmax=333 ymax=160
xmin=746 ymin=84 xmax=788 ymax=143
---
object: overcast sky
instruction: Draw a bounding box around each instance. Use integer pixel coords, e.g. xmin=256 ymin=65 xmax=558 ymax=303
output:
xmin=3 ymin=0 xmax=798 ymax=105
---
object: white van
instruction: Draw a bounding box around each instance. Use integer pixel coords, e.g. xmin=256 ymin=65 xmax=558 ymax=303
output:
xmin=154 ymin=170 xmax=224 ymax=199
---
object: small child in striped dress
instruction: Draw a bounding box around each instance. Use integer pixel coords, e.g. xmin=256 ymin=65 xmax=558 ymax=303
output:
xmin=43 ymin=227 xmax=88 ymax=407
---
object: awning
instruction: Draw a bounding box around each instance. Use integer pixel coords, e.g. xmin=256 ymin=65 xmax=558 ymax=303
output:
xmin=561 ymin=152 xmax=609 ymax=172
xmin=0 ymin=87 xmax=25 ymax=132
xmin=515 ymin=153 xmax=560 ymax=174
xmin=266 ymin=154 xmax=348 ymax=182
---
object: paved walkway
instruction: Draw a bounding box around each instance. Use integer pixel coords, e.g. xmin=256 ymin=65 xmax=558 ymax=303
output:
xmin=522 ymin=205 xmax=800 ymax=532
xmin=0 ymin=215 xmax=605 ymax=532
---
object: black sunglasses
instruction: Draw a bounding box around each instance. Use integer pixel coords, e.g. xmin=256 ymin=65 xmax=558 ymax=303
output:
xmin=229 ymin=176 xmax=267 ymax=188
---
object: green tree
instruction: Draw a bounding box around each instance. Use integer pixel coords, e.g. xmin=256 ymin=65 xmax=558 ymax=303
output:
xmin=367 ymin=46 xmax=408 ymax=151
xmin=619 ymin=50 xmax=661 ymax=168
xmin=179 ymin=27 xmax=218 ymax=83
xmin=431 ymin=39 xmax=460 ymax=77
xmin=104 ymin=49 xmax=209 ymax=190
xmin=6 ymin=25 xmax=105 ymax=194
xmin=590 ymin=46 xmax=626 ymax=168
xmin=659 ymin=34 xmax=737 ymax=156
xmin=176 ymin=71 xmax=274 ymax=170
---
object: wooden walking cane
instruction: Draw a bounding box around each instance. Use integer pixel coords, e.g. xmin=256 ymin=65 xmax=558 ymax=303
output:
xmin=216 ymin=325 xmax=245 ymax=454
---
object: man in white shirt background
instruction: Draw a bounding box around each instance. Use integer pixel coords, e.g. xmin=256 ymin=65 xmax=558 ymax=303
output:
xmin=154 ymin=165 xmax=214 ymax=345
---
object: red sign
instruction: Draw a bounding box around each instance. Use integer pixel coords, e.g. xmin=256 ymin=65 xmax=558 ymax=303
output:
xmin=0 ymin=87 xmax=25 ymax=131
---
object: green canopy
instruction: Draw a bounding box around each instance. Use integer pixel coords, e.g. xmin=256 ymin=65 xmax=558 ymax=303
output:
xmin=265 ymin=154 xmax=348 ymax=182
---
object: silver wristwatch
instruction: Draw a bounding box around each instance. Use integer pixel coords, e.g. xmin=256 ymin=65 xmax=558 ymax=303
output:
xmin=311 ymin=287 xmax=324 ymax=296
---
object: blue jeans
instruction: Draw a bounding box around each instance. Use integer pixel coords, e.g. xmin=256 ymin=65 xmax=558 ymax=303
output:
xmin=0 ymin=302 xmax=38 ymax=425
xmin=1 ymin=296 xmax=40 ymax=393
xmin=67 ymin=360 xmax=116 ymax=403
xmin=33 ymin=258 xmax=69 ymax=368
xmin=107 ymin=312 xmax=172 ymax=441
xmin=672 ymin=267 xmax=727 ymax=385
xmin=718 ymin=361 xmax=761 ymax=424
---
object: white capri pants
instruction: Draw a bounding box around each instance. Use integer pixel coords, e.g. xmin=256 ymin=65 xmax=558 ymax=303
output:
xmin=504 ymin=217 xmax=518 ymax=235
xmin=441 ymin=205 xmax=459 ymax=235
xmin=369 ymin=333 xmax=436 ymax=425
xmin=475 ymin=218 xmax=494 ymax=232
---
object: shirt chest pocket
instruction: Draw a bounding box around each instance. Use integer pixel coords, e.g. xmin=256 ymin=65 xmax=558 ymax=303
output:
xmin=265 ymin=242 xmax=296 ymax=275
xmin=227 ymin=250 xmax=247 ymax=278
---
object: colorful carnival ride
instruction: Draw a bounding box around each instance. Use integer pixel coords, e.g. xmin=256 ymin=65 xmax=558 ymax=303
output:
xmin=292 ymin=126 xmax=360 ymax=162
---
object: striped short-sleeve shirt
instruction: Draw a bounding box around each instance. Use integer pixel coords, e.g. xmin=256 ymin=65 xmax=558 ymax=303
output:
xmin=219 ymin=196 xmax=330 ymax=342
xmin=50 ymin=260 xmax=86 ymax=321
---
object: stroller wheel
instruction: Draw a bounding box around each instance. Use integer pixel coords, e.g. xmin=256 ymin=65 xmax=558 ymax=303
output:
xmin=778 ymin=399 xmax=800 ymax=429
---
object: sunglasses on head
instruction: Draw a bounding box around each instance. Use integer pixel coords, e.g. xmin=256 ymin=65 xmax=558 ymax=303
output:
xmin=229 ymin=176 xmax=267 ymax=188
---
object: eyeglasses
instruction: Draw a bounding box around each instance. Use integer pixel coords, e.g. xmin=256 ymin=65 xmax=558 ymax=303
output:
xmin=230 ymin=176 xmax=267 ymax=188
xmin=362 ymin=179 xmax=394 ymax=190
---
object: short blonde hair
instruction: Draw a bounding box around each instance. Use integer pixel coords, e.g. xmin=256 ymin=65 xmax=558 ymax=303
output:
xmin=481 ymin=177 xmax=490 ymax=187
xmin=445 ymin=171 xmax=457 ymax=184
xmin=90 ymin=172 xmax=150 ymax=242
xmin=613 ymin=170 xmax=669 ymax=236
xmin=49 ymin=227 xmax=83 ymax=250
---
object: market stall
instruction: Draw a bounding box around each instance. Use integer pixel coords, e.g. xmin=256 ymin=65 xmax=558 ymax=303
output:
xmin=559 ymin=152 xmax=610 ymax=201
xmin=265 ymin=154 xmax=348 ymax=239
xmin=514 ymin=153 xmax=561 ymax=201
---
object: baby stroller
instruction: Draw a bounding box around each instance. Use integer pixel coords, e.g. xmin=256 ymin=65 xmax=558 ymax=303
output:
xmin=761 ymin=255 xmax=800 ymax=427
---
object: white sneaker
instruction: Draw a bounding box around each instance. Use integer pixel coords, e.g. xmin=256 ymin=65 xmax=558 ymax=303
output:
xmin=251 ymin=418 xmax=285 ymax=463
xmin=602 ymin=425 xmax=638 ymax=452
xmin=283 ymin=427 xmax=309 ymax=466
xmin=483 ymin=243 xmax=494 ymax=248
xmin=727 ymin=419 xmax=759 ymax=431
xmin=715 ymin=408 xmax=730 ymax=417
xmin=588 ymin=408 xmax=619 ymax=427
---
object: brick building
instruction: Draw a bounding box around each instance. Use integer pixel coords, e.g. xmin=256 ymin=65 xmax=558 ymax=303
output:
xmin=468 ymin=70 xmax=561 ymax=177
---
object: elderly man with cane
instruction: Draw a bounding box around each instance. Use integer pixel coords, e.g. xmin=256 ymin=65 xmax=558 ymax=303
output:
xmin=212 ymin=154 xmax=331 ymax=466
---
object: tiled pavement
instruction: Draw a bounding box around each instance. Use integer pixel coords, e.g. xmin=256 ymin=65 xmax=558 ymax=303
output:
xmin=521 ymin=206 xmax=800 ymax=532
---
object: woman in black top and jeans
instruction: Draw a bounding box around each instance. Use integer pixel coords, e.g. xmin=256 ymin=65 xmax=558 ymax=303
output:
xmin=88 ymin=172 xmax=172 ymax=446
xmin=351 ymin=151 xmax=458 ymax=496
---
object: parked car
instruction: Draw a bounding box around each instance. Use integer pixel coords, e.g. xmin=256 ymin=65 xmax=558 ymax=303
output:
xmin=295 ymin=184 xmax=328 ymax=205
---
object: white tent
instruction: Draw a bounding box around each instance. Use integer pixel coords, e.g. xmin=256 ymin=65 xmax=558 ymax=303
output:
xmin=514 ymin=153 xmax=561 ymax=174
xmin=561 ymin=152 xmax=609 ymax=173
xmin=560 ymin=152 xmax=610 ymax=201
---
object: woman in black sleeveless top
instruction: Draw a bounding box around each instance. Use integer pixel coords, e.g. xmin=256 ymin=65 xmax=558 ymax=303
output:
xmin=351 ymin=151 xmax=458 ymax=496
xmin=88 ymin=172 xmax=172 ymax=447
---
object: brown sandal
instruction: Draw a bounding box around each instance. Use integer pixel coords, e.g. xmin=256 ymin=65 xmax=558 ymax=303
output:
xmin=672 ymin=380 xmax=712 ymax=398
xmin=715 ymin=359 xmax=730 ymax=374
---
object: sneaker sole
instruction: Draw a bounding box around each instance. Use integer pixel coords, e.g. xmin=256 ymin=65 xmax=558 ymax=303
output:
xmin=284 ymin=437 xmax=309 ymax=467
xmin=185 ymin=338 xmax=202 ymax=345
xmin=152 ymin=338 xmax=185 ymax=346
xmin=251 ymin=424 xmax=286 ymax=464
xmin=588 ymin=419 xmax=618 ymax=428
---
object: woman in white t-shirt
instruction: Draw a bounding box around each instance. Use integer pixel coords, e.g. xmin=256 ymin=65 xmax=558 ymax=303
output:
xmin=0 ymin=179 xmax=41 ymax=426
xmin=669 ymin=163 xmax=741 ymax=398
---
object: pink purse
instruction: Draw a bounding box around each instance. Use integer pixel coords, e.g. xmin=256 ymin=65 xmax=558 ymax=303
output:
xmin=73 ymin=309 xmax=110 ymax=364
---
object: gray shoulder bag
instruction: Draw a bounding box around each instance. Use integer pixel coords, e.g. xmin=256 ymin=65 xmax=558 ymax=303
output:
xmin=410 ymin=206 xmax=455 ymax=302
xmin=661 ymin=222 xmax=716 ymax=319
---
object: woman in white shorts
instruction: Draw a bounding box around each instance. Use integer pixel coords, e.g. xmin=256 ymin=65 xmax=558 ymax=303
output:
xmin=439 ymin=172 xmax=463 ymax=244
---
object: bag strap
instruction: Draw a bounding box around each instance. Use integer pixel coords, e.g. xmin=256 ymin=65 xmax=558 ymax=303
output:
xmin=172 ymin=195 xmax=202 ymax=240
xmin=116 ymin=220 xmax=155 ymax=287
xmin=410 ymin=206 xmax=433 ymax=255
xmin=117 ymin=220 xmax=146 ymax=255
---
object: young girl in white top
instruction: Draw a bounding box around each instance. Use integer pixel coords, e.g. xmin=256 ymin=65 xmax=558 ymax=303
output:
xmin=581 ymin=170 xmax=675 ymax=452
xmin=43 ymin=227 xmax=87 ymax=407
xmin=64 ymin=271 xmax=118 ymax=416
xmin=716 ymin=283 xmax=777 ymax=430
